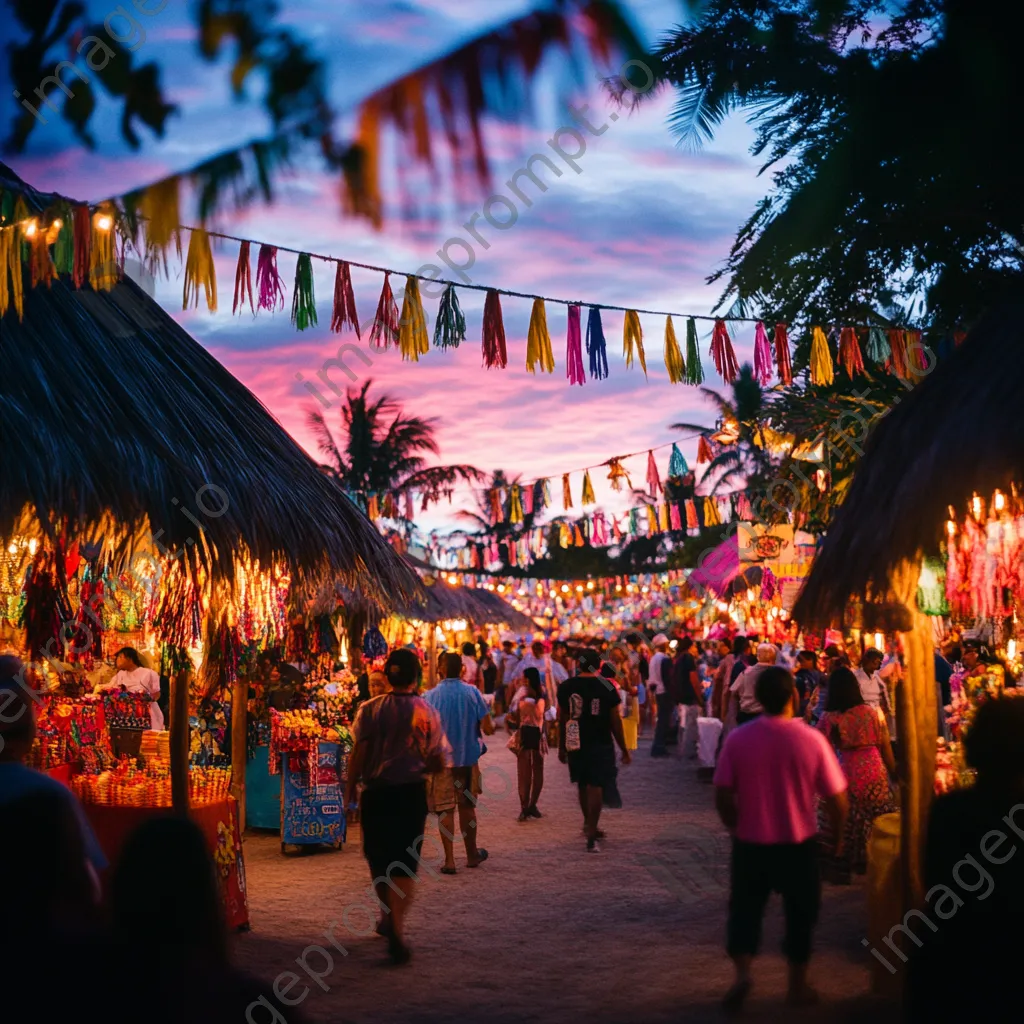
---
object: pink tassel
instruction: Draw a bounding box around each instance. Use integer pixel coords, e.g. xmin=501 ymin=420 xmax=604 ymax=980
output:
xmin=331 ymin=261 xmax=360 ymax=336
xmin=773 ymin=323 xmax=793 ymax=384
xmin=482 ymin=289 xmax=507 ymax=369
xmin=566 ymin=304 xmax=585 ymax=385
xmin=646 ymin=450 xmax=661 ymax=497
xmin=669 ymin=503 xmax=682 ymax=532
xmin=710 ymin=319 xmax=739 ymax=383
xmin=753 ymin=321 xmax=773 ymax=385
xmin=255 ymin=244 xmax=286 ymax=311
xmin=369 ymin=271 xmax=399 ymax=349
xmin=232 ymin=240 xmax=254 ymax=315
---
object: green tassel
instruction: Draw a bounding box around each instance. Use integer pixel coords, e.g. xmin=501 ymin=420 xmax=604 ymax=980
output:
xmin=53 ymin=208 xmax=74 ymax=276
xmin=290 ymin=253 xmax=318 ymax=330
xmin=684 ymin=318 xmax=704 ymax=384
xmin=433 ymin=282 xmax=466 ymax=349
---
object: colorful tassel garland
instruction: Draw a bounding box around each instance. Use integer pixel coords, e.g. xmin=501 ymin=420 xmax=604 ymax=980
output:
xmin=703 ymin=497 xmax=721 ymax=527
xmin=526 ymin=298 xmax=555 ymax=374
xmin=0 ymin=227 xmax=20 ymax=319
xmin=838 ymin=326 xmax=864 ymax=378
xmin=256 ymin=244 xmax=286 ymax=312
xmin=89 ymin=208 xmax=118 ymax=292
xmin=646 ymin=505 xmax=658 ymax=537
xmin=606 ymin=459 xmax=630 ymax=491
xmin=906 ymin=328 xmax=926 ymax=374
xmin=509 ymin=485 xmax=524 ymax=524
xmin=330 ymin=261 xmax=360 ymax=336
xmin=562 ymin=474 xmax=573 ymax=511
xmin=646 ymin=450 xmax=661 ymax=497
xmin=753 ymin=321 xmax=773 ymax=385
xmin=669 ymin=503 xmax=682 ymax=532
xmin=139 ymin=177 xmax=181 ymax=270
xmin=668 ymin=443 xmax=688 ymax=478
xmin=398 ymin=274 xmax=429 ymax=361
xmin=710 ymin=319 xmax=739 ymax=383
xmin=72 ymin=204 xmax=91 ymax=289
xmin=659 ymin=503 xmax=670 ymax=531
xmin=623 ymin=309 xmax=647 ymax=376
xmin=697 ymin=436 xmax=713 ymax=464
xmin=29 ymin=230 xmax=56 ymax=289
xmin=481 ymin=289 xmax=507 ymax=369
xmin=369 ymin=271 xmax=400 ymax=350
xmin=628 ymin=509 xmax=638 ymax=537
xmin=581 ymin=471 xmax=596 ymax=505
xmin=684 ymin=318 xmax=704 ymax=384
xmin=664 ymin=315 xmax=684 ymax=383
xmin=887 ymin=328 xmax=909 ymax=379
xmin=866 ymin=326 xmax=890 ymax=365
xmin=53 ymin=213 xmax=74 ymax=277
xmin=685 ymin=500 xmax=698 ymax=531
xmin=586 ymin=306 xmax=608 ymax=380
xmin=433 ymin=282 xmax=465 ymax=349
xmin=809 ymin=326 xmax=834 ymax=386
xmin=291 ymin=253 xmax=318 ymax=330
xmin=489 ymin=489 xmax=503 ymax=524
xmin=182 ymin=227 xmax=217 ymax=311
xmin=232 ymin=240 xmax=254 ymax=315
xmin=566 ymin=304 xmax=585 ymax=385
xmin=773 ymin=322 xmax=793 ymax=385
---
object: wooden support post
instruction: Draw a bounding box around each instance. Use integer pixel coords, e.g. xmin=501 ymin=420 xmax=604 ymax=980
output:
xmin=426 ymin=626 xmax=437 ymax=688
xmin=170 ymin=669 xmax=191 ymax=815
xmin=231 ymin=674 xmax=248 ymax=830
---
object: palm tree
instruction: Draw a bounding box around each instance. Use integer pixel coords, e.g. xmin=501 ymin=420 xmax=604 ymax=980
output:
xmin=308 ymin=380 xmax=481 ymax=517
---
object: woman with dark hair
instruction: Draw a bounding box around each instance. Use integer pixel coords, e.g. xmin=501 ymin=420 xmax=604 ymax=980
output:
xmin=95 ymin=646 xmax=164 ymax=729
xmin=478 ymin=641 xmax=498 ymax=697
xmin=817 ymin=667 xmax=896 ymax=880
xmin=511 ymin=666 xmax=547 ymax=821
xmin=345 ymin=648 xmax=447 ymax=964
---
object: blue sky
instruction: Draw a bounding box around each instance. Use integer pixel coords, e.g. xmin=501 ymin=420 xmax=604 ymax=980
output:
xmin=6 ymin=0 xmax=770 ymax=532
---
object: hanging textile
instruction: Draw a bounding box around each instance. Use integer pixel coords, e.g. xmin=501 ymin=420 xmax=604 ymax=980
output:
xmin=369 ymin=271 xmax=399 ymax=349
xmin=646 ymin=450 xmax=661 ymax=497
xmin=668 ymin=443 xmax=688 ymax=478
xmin=331 ymin=261 xmax=360 ymax=336
xmin=710 ymin=319 xmax=739 ymax=383
xmin=606 ymin=459 xmax=630 ymax=491
xmin=581 ymin=471 xmax=596 ymax=505
xmin=809 ymin=326 xmax=834 ymax=386
xmin=562 ymin=474 xmax=573 ymax=510
xmin=622 ymin=310 xmax=647 ymax=376
xmin=703 ymin=497 xmax=722 ymax=527
xmin=566 ymin=303 xmax=585 ymax=385
xmin=838 ymin=326 xmax=864 ymax=378
xmin=752 ymin=321 xmax=773 ymax=385
xmin=526 ymin=298 xmax=555 ymax=374
xmin=232 ymin=240 xmax=254 ymax=315
xmin=482 ymin=289 xmax=508 ymax=369
xmin=398 ymin=274 xmax=429 ymax=361
xmin=586 ymin=306 xmax=608 ymax=380
xmin=664 ymin=315 xmax=684 ymax=383
xmin=509 ymin=485 xmax=524 ymax=524
xmin=182 ymin=228 xmax=217 ymax=311
xmin=773 ymin=322 xmax=793 ymax=385
xmin=433 ymin=282 xmax=466 ymax=349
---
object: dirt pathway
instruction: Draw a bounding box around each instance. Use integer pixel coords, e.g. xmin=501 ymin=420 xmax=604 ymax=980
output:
xmin=234 ymin=733 xmax=901 ymax=1023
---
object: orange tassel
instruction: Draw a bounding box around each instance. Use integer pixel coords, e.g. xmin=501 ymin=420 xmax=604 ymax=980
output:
xmin=697 ymin=436 xmax=713 ymax=464
xmin=838 ymin=326 xmax=864 ymax=378
xmin=887 ymin=328 xmax=909 ymax=379
xmin=369 ymin=271 xmax=399 ymax=349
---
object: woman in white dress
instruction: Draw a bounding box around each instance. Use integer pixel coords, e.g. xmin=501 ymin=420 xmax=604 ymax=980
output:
xmin=95 ymin=647 xmax=164 ymax=730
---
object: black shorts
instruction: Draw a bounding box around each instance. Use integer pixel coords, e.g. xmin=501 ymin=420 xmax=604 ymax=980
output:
xmin=567 ymin=744 xmax=617 ymax=789
xmin=519 ymin=725 xmax=541 ymax=751
xmin=360 ymin=781 xmax=428 ymax=879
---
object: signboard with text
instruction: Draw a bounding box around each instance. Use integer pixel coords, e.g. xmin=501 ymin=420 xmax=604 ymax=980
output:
xmin=281 ymin=741 xmax=346 ymax=847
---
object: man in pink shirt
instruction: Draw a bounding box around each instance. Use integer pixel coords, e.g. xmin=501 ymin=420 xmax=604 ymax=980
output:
xmin=713 ymin=666 xmax=848 ymax=1012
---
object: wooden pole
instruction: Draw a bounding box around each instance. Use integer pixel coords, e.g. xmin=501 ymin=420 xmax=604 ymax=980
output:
xmin=426 ymin=626 xmax=437 ymax=688
xmin=170 ymin=669 xmax=191 ymax=815
xmin=231 ymin=674 xmax=248 ymax=829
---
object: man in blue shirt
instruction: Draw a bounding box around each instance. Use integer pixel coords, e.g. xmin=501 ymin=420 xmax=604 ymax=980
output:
xmin=423 ymin=652 xmax=495 ymax=874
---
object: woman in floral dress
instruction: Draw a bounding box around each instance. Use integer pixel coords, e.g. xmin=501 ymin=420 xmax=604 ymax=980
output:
xmin=817 ymin=668 xmax=897 ymax=879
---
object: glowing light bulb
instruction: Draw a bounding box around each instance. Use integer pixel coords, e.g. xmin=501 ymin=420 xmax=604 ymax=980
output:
xmin=946 ymin=520 xmax=956 ymax=537
xmin=994 ymin=491 xmax=1006 ymax=512
xmin=95 ymin=213 xmax=113 ymax=232
xmin=51 ymin=218 xmax=62 ymax=230
xmin=615 ymin=584 xmax=622 ymax=592
xmin=587 ymin=581 xmax=594 ymax=590
xmin=561 ymin=584 xmax=570 ymax=593
xmin=575 ymin=585 xmax=583 ymax=593
xmin=7 ymin=543 xmax=16 ymax=554
xmin=23 ymin=219 xmax=38 ymax=238
xmin=972 ymin=494 xmax=982 ymax=519
xmin=874 ymin=632 xmax=885 ymax=650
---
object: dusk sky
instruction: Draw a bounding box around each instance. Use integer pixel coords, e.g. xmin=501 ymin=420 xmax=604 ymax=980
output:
xmin=5 ymin=0 xmax=771 ymax=534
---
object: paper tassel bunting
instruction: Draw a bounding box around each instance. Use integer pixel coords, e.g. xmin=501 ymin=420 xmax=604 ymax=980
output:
xmin=482 ymin=289 xmax=507 ymax=369
xmin=89 ymin=208 xmax=118 ymax=292
xmin=669 ymin=503 xmax=682 ymax=531
xmin=684 ymin=318 xmax=704 ymax=385
xmin=182 ymin=228 xmax=217 ymax=311
xmin=703 ymin=497 xmax=722 ymax=527
xmin=291 ymin=253 xmax=318 ymax=330
xmin=489 ymin=489 xmax=503 ymax=524
xmin=809 ymin=326 xmax=834 ymax=385
xmin=562 ymin=474 xmax=573 ymax=510
xmin=509 ymin=485 xmax=524 ymax=524
xmin=586 ymin=306 xmax=608 ymax=380
xmin=53 ymin=214 xmax=73 ymax=277
xmin=710 ymin=319 xmax=739 ymax=383
xmin=29 ymin=229 xmax=56 ymax=289
xmin=71 ymin=204 xmax=91 ymax=289
xmin=606 ymin=459 xmax=630 ymax=492
xmin=773 ymin=323 xmax=793 ymax=385
xmin=685 ymin=500 xmax=698 ymax=530
xmin=581 ymin=471 xmax=596 ymax=505
xmin=697 ymin=436 xmax=713 ymax=464
xmin=566 ymin=304 xmax=585 ymax=385
xmin=256 ymin=244 xmax=286 ymax=311
xmin=906 ymin=328 xmax=927 ymax=374
xmin=331 ymin=261 xmax=360 ymax=336
xmin=139 ymin=177 xmax=181 ymax=270
xmin=573 ymin=524 xmax=584 ymax=547
xmin=232 ymin=240 xmax=254 ymax=315
xmin=838 ymin=326 xmax=864 ymax=378
xmin=398 ymin=274 xmax=429 ymax=361
xmin=659 ymin=503 xmax=670 ymax=531
xmin=866 ymin=326 xmax=890 ymax=365
xmin=664 ymin=315 xmax=684 ymax=383
xmin=370 ymin=271 xmax=400 ymax=349
xmin=753 ymin=321 xmax=773 ymax=385
xmin=526 ymin=298 xmax=555 ymax=374
xmin=646 ymin=450 xmax=661 ymax=497
xmin=668 ymin=443 xmax=688 ymax=478
xmin=887 ymin=328 xmax=909 ymax=379
xmin=433 ymin=282 xmax=465 ymax=349
xmin=0 ymin=227 xmax=21 ymax=319
xmin=623 ymin=309 xmax=647 ymax=376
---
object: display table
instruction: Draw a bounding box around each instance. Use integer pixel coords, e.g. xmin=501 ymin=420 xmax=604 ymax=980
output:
xmin=85 ymin=797 xmax=250 ymax=930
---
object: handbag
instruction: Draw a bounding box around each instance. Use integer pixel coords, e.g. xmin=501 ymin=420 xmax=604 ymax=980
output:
xmin=506 ymin=729 xmax=522 ymax=753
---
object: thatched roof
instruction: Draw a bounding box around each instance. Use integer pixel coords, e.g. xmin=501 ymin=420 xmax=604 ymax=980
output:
xmin=792 ymin=303 xmax=1024 ymax=628
xmin=464 ymin=587 xmax=536 ymax=632
xmin=1 ymin=166 xmax=417 ymax=602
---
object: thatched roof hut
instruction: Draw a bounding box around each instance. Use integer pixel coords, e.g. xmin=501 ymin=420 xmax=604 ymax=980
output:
xmin=1 ymin=164 xmax=416 ymax=603
xmin=462 ymin=587 xmax=536 ymax=633
xmin=793 ymin=303 xmax=1024 ymax=628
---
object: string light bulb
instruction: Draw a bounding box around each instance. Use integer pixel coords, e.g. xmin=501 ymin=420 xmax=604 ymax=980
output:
xmin=994 ymin=490 xmax=1006 ymax=512
xmin=971 ymin=494 xmax=982 ymax=519
xmin=946 ymin=520 xmax=956 ymax=538
xmin=94 ymin=213 xmax=113 ymax=232
xmin=23 ymin=219 xmax=38 ymax=238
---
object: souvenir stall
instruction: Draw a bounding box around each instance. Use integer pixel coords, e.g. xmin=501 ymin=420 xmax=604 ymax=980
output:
xmin=1 ymin=166 xmax=416 ymax=922
xmin=792 ymin=307 xmax=1023 ymax=989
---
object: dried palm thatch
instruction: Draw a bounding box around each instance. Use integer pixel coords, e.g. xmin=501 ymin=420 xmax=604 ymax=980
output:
xmin=793 ymin=303 xmax=1024 ymax=628
xmin=463 ymin=588 xmax=536 ymax=633
xmin=1 ymin=176 xmax=416 ymax=605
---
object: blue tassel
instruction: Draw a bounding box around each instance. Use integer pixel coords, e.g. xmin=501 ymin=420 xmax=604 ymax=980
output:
xmin=668 ymin=443 xmax=688 ymax=478
xmin=586 ymin=306 xmax=608 ymax=380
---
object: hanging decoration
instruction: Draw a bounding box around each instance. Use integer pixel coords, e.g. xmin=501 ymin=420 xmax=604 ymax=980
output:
xmin=606 ymin=459 xmax=631 ymax=492
xmin=684 ymin=318 xmax=704 ymax=385
xmin=586 ymin=305 xmax=608 ymax=380
xmin=906 ymin=328 xmax=927 ymax=374
xmin=809 ymin=326 xmax=834 ymax=386
xmin=887 ymin=328 xmax=909 ymax=380
xmin=481 ymin=288 xmax=507 ymax=369
xmin=362 ymin=626 xmax=388 ymax=660
xmin=664 ymin=315 xmax=684 ymax=384
xmin=668 ymin=443 xmax=688 ymax=479
xmin=52 ymin=214 xmax=73 ymax=277
xmin=232 ymin=240 xmax=254 ymax=315
xmin=646 ymin=450 xmax=661 ymax=497
xmin=773 ymin=323 xmax=793 ymax=385
xmin=89 ymin=207 xmax=118 ymax=291
xmin=697 ymin=436 xmax=714 ymax=464
xmin=838 ymin=326 xmax=864 ymax=378
xmin=331 ymin=261 xmax=360 ymax=336
xmin=526 ymin=298 xmax=555 ymax=374
xmin=290 ymin=253 xmax=318 ymax=331
xmin=255 ymin=244 xmax=286 ymax=312
xmin=398 ymin=274 xmax=429 ymax=361
xmin=182 ymin=228 xmax=217 ymax=311
xmin=509 ymin=485 xmax=524 ymax=525
xmin=702 ymin=497 xmax=722 ymax=527
xmin=71 ymin=203 xmax=91 ymax=289
xmin=581 ymin=471 xmax=596 ymax=505
xmin=28 ymin=224 xmax=56 ymax=289
xmin=562 ymin=474 xmax=573 ymax=511
xmin=433 ymin=282 xmax=465 ymax=349
xmin=622 ymin=309 xmax=647 ymax=376
xmin=710 ymin=319 xmax=739 ymax=383
xmin=566 ymin=303 xmax=585 ymax=386
xmin=369 ymin=271 xmax=399 ymax=349
xmin=752 ymin=321 xmax=773 ymax=386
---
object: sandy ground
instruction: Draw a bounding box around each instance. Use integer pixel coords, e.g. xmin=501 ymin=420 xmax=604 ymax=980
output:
xmin=233 ymin=731 xmax=902 ymax=1024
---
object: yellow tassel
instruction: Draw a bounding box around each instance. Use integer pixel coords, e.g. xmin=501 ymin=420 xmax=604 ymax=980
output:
xmin=0 ymin=226 xmax=22 ymax=320
xmin=398 ymin=275 xmax=429 ymax=361
xmin=581 ymin=471 xmax=596 ymax=505
xmin=809 ymin=326 xmax=834 ymax=386
xmin=89 ymin=207 xmax=118 ymax=291
xmin=647 ymin=505 xmax=658 ymax=536
xmin=562 ymin=474 xmax=573 ymax=510
xmin=703 ymin=496 xmax=722 ymax=527
xmin=659 ymin=503 xmax=670 ymax=531
xmin=573 ymin=525 xmax=584 ymax=546
xmin=526 ymin=298 xmax=555 ymax=373
xmin=367 ymin=495 xmax=380 ymax=521
xmin=559 ymin=523 xmax=570 ymax=548
xmin=140 ymin=176 xmax=181 ymax=266
xmin=664 ymin=315 xmax=684 ymax=383
xmin=509 ymin=485 xmax=524 ymax=525
xmin=623 ymin=309 xmax=647 ymax=377
xmin=182 ymin=227 xmax=217 ymax=311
